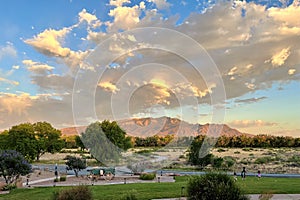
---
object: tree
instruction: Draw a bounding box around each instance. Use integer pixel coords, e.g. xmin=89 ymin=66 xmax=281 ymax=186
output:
xmin=5 ymin=122 xmax=64 ymax=161
xmin=0 ymin=130 xmax=9 ymax=150
xmin=6 ymin=123 xmax=37 ymax=161
xmin=81 ymin=121 xmax=133 ymax=164
xmin=75 ymin=135 xmax=85 ymax=151
xmin=33 ymin=122 xmax=65 ymax=161
xmin=0 ymin=150 xmax=32 ymax=184
xmin=187 ymin=172 xmax=249 ymax=200
xmin=65 ymin=155 xmax=86 ymax=177
xmin=100 ymin=120 xmax=132 ymax=150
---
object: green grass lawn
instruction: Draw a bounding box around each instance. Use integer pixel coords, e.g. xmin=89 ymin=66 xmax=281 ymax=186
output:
xmin=1 ymin=176 xmax=300 ymax=200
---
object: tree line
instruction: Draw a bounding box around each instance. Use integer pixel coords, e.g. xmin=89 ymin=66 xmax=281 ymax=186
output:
xmin=2 ymin=121 xmax=300 ymax=163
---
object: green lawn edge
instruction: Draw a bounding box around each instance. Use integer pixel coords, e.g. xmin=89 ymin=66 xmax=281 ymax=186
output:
xmin=1 ymin=176 xmax=300 ymax=200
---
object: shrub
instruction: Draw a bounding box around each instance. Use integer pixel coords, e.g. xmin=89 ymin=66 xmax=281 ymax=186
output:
xmin=139 ymin=173 xmax=156 ymax=180
xmin=217 ymin=148 xmax=226 ymax=152
xmin=59 ymin=176 xmax=67 ymax=181
xmin=234 ymin=151 xmax=240 ymax=154
xmin=254 ymin=157 xmax=273 ymax=164
xmin=52 ymin=185 xmax=92 ymax=200
xmin=119 ymin=190 xmax=138 ymax=200
xmin=187 ymin=172 xmax=249 ymax=200
xmin=259 ymin=192 xmax=274 ymax=200
xmin=54 ymin=178 xmax=59 ymax=182
xmin=1 ymin=184 xmax=17 ymax=191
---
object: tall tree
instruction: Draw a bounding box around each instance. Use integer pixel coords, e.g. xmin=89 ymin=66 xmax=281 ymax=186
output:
xmin=5 ymin=122 xmax=64 ymax=161
xmin=81 ymin=120 xmax=132 ymax=164
xmin=75 ymin=135 xmax=85 ymax=151
xmin=6 ymin=123 xmax=37 ymax=161
xmin=33 ymin=122 xmax=64 ymax=161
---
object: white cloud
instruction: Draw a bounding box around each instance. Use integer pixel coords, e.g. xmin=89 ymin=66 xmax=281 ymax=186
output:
xmin=270 ymin=47 xmax=291 ymax=67
xmin=24 ymin=28 xmax=71 ymax=57
xmin=98 ymin=81 xmax=120 ymax=93
xmin=0 ymin=43 xmax=17 ymax=60
xmin=23 ymin=59 xmax=54 ymax=75
xmin=288 ymin=68 xmax=296 ymax=75
xmin=78 ymin=9 xmax=101 ymax=27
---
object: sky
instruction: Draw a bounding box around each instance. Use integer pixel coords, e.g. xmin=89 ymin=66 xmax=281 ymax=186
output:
xmin=0 ymin=0 xmax=299 ymax=136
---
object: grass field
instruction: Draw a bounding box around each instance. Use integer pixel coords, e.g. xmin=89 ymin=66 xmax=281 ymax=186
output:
xmin=1 ymin=176 xmax=300 ymax=200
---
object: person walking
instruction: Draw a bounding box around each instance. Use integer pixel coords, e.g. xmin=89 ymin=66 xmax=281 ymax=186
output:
xmin=241 ymin=167 xmax=246 ymax=180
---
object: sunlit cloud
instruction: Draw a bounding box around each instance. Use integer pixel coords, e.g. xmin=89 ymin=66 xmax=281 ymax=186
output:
xmin=229 ymin=120 xmax=278 ymax=128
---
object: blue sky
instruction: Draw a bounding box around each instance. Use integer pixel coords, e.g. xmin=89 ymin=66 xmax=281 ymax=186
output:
xmin=0 ymin=0 xmax=299 ymax=136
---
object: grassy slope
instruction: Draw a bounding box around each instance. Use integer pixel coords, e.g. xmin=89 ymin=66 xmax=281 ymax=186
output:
xmin=1 ymin=176 xmax=300 ymax=200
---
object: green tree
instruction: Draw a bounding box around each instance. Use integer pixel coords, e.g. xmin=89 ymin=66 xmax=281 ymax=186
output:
xmin=81 ymin=121 xmax=132 ymax=164
xmin=6 ymin=123 xmax=37 ymax=161
xmin=65 ymin=155 xmax=86 ymax=177
xmin=0 ymin=150 xmax=32 ymax=184
xmin=100 ymin=120 xmax=132 ymax=150
xmin=187 ymin=172 xmax=249 ymax=200
xmin=33 ymin=122 xmax=65 ymax=161
xmin=5 ymin=122 xmax=64 ymax=161
xmin=75 ymin=135 xmax=85 ymax=151
xmin=0 ymin=130 xmax=9 ymax=150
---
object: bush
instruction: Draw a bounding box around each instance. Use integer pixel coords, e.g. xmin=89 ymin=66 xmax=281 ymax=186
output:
xmin=187 ymin=172 xmax=249 ymax=200
xmin=139 ymin=173 xmax=156 ymax=180
xmin=54 ymin=178 xmax=59 ymax=182
xmin=254 ymin=157 xmax=273 ymax=164
xmin=217 ymin=148 xmax=226 ymax=152
xmin=59 ymin=176 xmax=67 ymax=181
xmin=52 ymin=185 xmax=92 ymax=200
xmin=119 ymin=190 xmax=138 ymax=200
xmin=1 ymin=184 xmax=17 ymax=191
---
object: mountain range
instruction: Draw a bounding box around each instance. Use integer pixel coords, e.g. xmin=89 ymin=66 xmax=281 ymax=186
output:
xmin=61 ymin=117 xmax=251 ymax=137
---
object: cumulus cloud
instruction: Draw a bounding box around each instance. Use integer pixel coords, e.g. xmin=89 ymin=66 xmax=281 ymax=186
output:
xmin=98 ymin=81 xmax=120 ymax=93
xmin=4 ymin=0 xmax=299 ymax=133
xmin=270 ymin=47 xmax=291 ymax=67
xmin=24 ymin=28 xmax=71 ymax=57
xmin=23 ymin=59 xmax=54 ymax=75
xmin=108 ymin=5 xmax=142 ymax=30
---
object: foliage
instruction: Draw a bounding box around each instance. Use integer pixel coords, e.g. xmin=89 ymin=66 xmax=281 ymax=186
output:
xmin=65 ymin=155 xmax=86 ymax=177
xmin=2 ymin=122 xmax=64 ymax=161
xmin=59 ymin=176 xmax=67 ymax=181
xmin=119 ymin=190 xmax=138 ymax=200
xmin=0 ymin=150 xmax=31 ymax=184
xmin=52 ymin=185 xmax=92 ymax=200
xmin=139 ymin=173 xmax=156 ymax=180
xmin=1 ymin=184 xmax=17 ymax=191
xmin=134 ymin=135 xmax=174 ymax=147
xmin=254 ymin=157 xmax=274 ymax=164
xmin=187 ymin=172 xmax=249 ymax=200
xmin=75 ymin=135 xmax=85 ymax=151
xmin=81 ymin=121 xmax=132 ymax=163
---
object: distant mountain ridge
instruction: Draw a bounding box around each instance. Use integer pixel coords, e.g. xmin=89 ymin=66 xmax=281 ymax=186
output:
xmin=61 ymin=116 xmax=251 ymax=137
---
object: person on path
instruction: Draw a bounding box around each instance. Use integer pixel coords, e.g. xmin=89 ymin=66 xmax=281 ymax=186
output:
xmin=241 ymin=167 xmax=246 ymax=180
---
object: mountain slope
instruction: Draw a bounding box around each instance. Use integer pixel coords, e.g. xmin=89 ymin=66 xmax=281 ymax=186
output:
xmin=61 ymin=117 xmax=251 ymax=137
